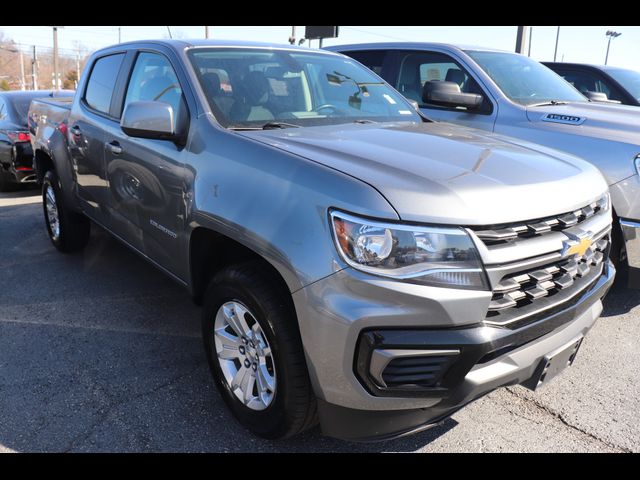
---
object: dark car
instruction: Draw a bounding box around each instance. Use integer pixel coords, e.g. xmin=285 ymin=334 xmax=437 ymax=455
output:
xmin=543 ymin=62 xmax=640 ymax=107
xmin=0 ymin=90 xmax=74 ymax=191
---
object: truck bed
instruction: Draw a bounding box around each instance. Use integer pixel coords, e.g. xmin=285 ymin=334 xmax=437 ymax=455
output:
xmin=28 ymin=96 xmax=74 ymax=135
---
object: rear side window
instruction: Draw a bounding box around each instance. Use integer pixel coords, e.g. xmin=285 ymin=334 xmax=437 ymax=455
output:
xmin=343 ymin=50 xmax=387 ymax=76
xmin=84 ymin=53 xmax=125 ymax=114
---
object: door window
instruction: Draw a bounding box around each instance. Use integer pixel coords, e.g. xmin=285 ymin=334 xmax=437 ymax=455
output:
xmin=123 ymin=52 xmax=184 ymax=129
xmin=395 ymin=51 xmax=488 ymax=112
xmin=343 ymin=50 xmax=387 ymax=76
xmin=84 ymin=53 xmax=125 ymax=114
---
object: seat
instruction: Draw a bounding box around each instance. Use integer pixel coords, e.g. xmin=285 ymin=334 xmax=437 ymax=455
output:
xmin=201 ymin=72 xmax=235 ymax=117
xmin=229 ymin=71 xmax=275 ymax=123
xmin=397 ymin=63 xmax=423 ymax=103
xmin=445 ymin=68 xmax=466 ymax=89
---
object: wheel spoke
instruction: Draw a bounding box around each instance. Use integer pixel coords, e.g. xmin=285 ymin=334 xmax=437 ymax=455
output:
xmin=256 ymin=364 xmax=275 ymax=394
xmin=214 ymin=329 xmax=241 ymax=360
xmin=231 ymin=365 xmax=249 ymax=390
xmin=241 ymin=371 xmax=256 ymax=405
xmin=223 ymin=303 xmax=250 ymax=337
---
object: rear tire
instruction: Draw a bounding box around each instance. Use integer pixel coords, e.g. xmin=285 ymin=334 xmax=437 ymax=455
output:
xmin=42 ymin=169 xmax=90 ymax=253
xmin=202 ymin=261 xmax=317 ymax=439
xmin=0 ymin=168 xmax=17 ymax=192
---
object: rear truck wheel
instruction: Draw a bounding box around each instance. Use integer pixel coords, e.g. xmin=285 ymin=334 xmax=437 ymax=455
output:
xmin=202 ymin=261 xmax=317 ymax=439
xmin=42 ymin=169 xmax=90 ymax=253
xmin=0 ymin=167 xmax=17 ymax=192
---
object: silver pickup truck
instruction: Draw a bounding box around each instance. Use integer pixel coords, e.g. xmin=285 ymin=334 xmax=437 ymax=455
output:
xmin=29 ymin=39 xmax=613 ymax=441
xmin=327 ymin=43 xmax=640 ymax=287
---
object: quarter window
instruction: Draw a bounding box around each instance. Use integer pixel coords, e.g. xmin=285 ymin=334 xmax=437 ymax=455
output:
xmin=84 ymin=53 xmax=125 ymax=114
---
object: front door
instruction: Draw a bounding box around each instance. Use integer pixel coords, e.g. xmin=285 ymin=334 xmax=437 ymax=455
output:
xmin=387 ymin=50 xmax=497 ymax=132
xmin=104 ymin=50 xmax=189 ymax=277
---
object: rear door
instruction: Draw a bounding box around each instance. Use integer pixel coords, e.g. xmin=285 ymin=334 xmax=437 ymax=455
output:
xmin=69 ymin=52 xmax=127 ymax=226
xmin=102 ymin=48 xmax=190 ymax=277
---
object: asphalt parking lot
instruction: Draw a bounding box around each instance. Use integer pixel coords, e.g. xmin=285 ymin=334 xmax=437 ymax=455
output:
xmin=1 ymin=187 xmax=639 ymax=453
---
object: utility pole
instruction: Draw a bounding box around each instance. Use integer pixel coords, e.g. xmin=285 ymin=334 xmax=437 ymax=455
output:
xmin=553 ymin=26 xmax=561 ymax=62
xmin=605 ymin=30 xmax=622 ymax=65
xmin=289 ymin=26 xmax=296 ymax=45
xmin=52 ymin=26 xmax=62 ymax=90
xmin=527 ymin=26 xmax=533 ymax=57
xmin=76 ymin=49 xmax=80 ymax=88
xmin=118 ymin=26 xmax=122 ymax=43
xmin=19 ymin=49 xmax=25 ymax=90
xmin=515 ymin=26 xmax=528 ymax=54
xmin=31 ymin=45 xmax=38 ymax=90
xmin=205 ymin=26 xmax=209 ymax=38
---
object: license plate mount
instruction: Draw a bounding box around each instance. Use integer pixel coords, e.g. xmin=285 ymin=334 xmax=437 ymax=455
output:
xmin=521 ymin=337 xmax=583 ymax=391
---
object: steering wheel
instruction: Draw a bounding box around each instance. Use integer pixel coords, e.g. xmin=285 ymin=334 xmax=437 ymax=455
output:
xmin=315 ymin=103 xmax=342 ymax=115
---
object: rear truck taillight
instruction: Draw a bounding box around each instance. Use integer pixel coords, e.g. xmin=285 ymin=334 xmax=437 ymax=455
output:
xmin=57 ymin=122 xmax=68 ymax=136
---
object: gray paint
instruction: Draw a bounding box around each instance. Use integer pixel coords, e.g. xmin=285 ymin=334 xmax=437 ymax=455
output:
xmin=29 ymin=39 xmax=613 ymax=429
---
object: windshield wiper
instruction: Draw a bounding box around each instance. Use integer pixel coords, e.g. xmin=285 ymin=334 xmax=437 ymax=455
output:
xmin=528 ymin=100 xmax=569 ymax=107
xmin=261 ymin=122 xmax=301 ymax=130
xmin=353 ymin=119 xmax=377 ymax=124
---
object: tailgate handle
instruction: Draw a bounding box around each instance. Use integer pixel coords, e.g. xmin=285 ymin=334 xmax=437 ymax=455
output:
xmin=107 ymin=141 xmax=123 ymax=155
xmin=70 ymin=125 xmax=82 ymax=137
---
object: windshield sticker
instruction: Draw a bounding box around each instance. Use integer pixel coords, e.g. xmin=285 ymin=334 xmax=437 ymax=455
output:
xmin=383 ymin=94 xmax=397 ymax=105
xmin=398 ymin=110 xmax=413 ymax=115
xmin=541 ymin=113 xmax=586 ymax=125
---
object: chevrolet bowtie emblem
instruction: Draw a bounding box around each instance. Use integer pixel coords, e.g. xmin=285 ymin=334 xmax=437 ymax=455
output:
xmin=561 ymin=231 xmax=594 ymax=258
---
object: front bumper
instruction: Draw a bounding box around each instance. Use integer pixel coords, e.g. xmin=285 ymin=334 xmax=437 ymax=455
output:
xmin=295 ymin=261 xmax=613 ymax=441
xmin=620 ymin=218 xmax=640 ymax=286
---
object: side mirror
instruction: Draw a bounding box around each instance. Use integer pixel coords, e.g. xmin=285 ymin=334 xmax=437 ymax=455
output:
xmin=422 ymin=80 xmax=483 ymax=110
xmin=584 ymin=91 xmax=622 ymax=104
xmin=408 ymin=99 xmax=420 ymax=111
xmin=121 ymin=101 xmax=182 ymax=141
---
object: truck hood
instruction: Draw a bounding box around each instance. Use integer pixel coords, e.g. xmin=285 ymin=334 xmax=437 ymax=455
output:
xmin=241 ymin=122 xmax=608 ymax=225
xmin=525 ymin=101 xmax=640 ymax=144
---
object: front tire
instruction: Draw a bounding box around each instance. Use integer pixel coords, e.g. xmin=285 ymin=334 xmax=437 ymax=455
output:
xmin=42 ymin=169 xmax=90 ymax=253
xmin=202 ymin=262 xmax=317 ymax=439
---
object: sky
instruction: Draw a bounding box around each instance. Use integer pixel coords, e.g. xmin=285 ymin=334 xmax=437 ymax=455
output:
xmin=1 ymin=25 xmax=638 ymax=71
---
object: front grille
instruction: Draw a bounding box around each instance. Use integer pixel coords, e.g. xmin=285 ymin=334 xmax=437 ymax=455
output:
xmin=472 ymin=196 xmax=608 ymax=244
xmin=485 ymin=236 xmax=609 ymax=326
xmin=381 ymin=355 xmax=454 ymax=388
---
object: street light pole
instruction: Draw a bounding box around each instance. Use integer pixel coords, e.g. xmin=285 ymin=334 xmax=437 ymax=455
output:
xmin=553 ymin=26 xmax=561 ymax=62
xmin=205 ymin=26 xmax=209 ymax=38
xmin=528 ymin=26 xmax=533 ymax=57
xmin=605 ymin=30 xmax=622 ymax=65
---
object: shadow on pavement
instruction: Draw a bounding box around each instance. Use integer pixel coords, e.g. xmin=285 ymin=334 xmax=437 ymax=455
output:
xmin=601 ymin=281 xmax=640 ymax=317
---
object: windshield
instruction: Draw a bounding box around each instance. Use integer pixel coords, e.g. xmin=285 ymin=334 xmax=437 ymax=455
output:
xmin=187 ymin=47 xmax=422 ymax=128
xmin=466 ymin=51 xmax=588 ymax=106
xmin=606 ymin=68 xmax=640 ymax=102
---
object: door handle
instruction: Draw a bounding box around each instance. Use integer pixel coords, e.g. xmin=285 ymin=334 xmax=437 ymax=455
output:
xmin=107 ymin=141 xmax=123 ymax=155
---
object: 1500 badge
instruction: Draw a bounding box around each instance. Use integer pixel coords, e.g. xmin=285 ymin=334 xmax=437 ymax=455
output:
xmin=542 ymin=113 xmax=586 ymax=125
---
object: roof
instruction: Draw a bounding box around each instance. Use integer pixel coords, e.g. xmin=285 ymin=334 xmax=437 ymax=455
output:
xmin=543 ymin=62 xmax=638 ymax=74
xmin=96 ymin=38 xmax=341 ymax=55
xmin=323 ymin=42 xmax=512 ymax=54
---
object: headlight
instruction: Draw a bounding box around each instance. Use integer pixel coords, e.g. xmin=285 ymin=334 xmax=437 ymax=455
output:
xmin=634 ymin=154 xmax=640 ymax=177
xmin=597 ymin=192 xmax=611 ymax=212
xmin=330 ymin=211 xmax=488 ymax=289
